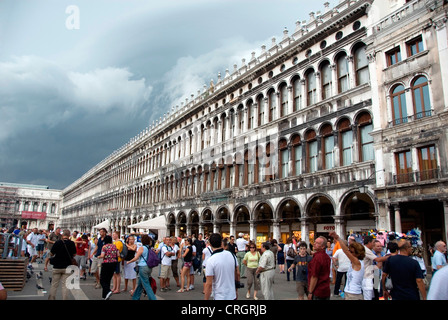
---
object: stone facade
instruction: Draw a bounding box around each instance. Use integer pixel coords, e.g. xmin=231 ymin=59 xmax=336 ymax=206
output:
xmin=58 ymin=0 xmax=448 ymax=250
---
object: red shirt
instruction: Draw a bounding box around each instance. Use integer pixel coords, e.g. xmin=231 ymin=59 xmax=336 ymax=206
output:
xmin=308 ymin=249 xmax=331 ymax=298
xmin=76 ymin=240 xmax=88 ymax=256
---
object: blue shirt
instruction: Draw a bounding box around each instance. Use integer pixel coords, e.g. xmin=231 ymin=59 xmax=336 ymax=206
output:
xmin=95 ymin=237 xmax=105 ymax=257
xmin=432 ymin=250 xmax=447 ymax=272
xmin=138 ymin=245 xmax=149 ymax=267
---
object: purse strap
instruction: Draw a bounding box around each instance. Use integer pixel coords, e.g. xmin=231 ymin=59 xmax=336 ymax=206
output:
xmin=62 ymin=240 xmax=73 ymax=261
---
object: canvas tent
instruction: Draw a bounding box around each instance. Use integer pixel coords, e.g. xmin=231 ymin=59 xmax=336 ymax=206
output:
xmin=128 ymin=215 xmax=167 ymax=239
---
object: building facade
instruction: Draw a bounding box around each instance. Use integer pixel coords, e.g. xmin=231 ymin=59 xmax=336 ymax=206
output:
xmin=0 ymin=182 xmax=62 ymax=230
xmin=59 ymin=0 xmax=448 ymax=250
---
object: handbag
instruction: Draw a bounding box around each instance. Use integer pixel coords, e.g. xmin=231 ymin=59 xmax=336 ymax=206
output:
xmin=63 ymin=240 xmax=78 ymax=267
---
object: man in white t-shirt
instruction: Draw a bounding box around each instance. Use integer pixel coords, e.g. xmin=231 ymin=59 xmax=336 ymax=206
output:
xmin=332 ymin=241 xmax=351 ymax=296
xmin=26 ymin=228 xmax=39 ymax=266
xmin=235 ymin=233 xmax=248 ymax=278
xmin=159 ymin=237 xmax=174 ymax=292
xmin=205 ymin=233 xmax=240 ymax=300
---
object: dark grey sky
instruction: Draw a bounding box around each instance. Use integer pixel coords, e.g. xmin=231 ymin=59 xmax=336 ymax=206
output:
xmin=0 ymin=0 xmax=337 ymax=190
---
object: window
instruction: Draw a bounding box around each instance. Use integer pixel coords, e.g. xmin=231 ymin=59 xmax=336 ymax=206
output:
xmin=247 ymin=101 xmax=254 ymax=130
xmin=238 ymin=107 xmax=244 ymax=133
xmin=339 ymin=119 xmax=353 ymax=166
xmin=386 ymin=47 xmax=402 ymax=66
xmin=293 ymin=77 xmax=302 ymax=111
xmin=395 ymin=150 xmax=412 ymax=184
xmin=337 ymin=53 xmax=349 ymax=93
xmin=306 ymin=131 xmax=318 ymax=173
xmin=321 ymin=61 xmax=332 ymax=100
xmin=291 ymin=135 xmax=302 ymax=176
xmin=391 ymin=84 xmax=408 ymax=125
xmin=407 ymin=36 xmax=423 ymax=56
xmin=306 ymin=70 xmax=317 ymax=106
xmin=279 ymin=140 xmax=289 ymax=179
xmin=280 ymin=84 xmax=288 ymax=117
xmin=321 ymin=124 xmax=334 ymax=170
xmin=245 ymin=151 xmax=254 ymax=185
xmin=418 ymin=145 xmax=437 ymax=180
xmin=258 ymin=95 xmax=265 ymax=126
xmin=268 ymin=90 xmax=277 ymax=122
xmin=220 ymin=166 xmax=226 ymax=189
xmin=411 ymin=76 xmax=431 ymax=119
xmin=354 ymin=44 xmax=369 ymax=85
xmin=256 ymin=148 xmax=264 ymax=183
xmin=229 ymin=165 xmax=235 ymax=188
xmin=357 ymin=113 xmax=374 ymax=162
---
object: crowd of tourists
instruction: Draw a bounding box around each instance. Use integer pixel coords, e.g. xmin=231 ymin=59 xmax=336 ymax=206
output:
xmin=1 ymin=222 xmax=447 ymax=301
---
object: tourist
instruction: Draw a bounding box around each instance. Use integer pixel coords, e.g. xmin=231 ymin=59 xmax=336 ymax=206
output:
xmin=243 ymin=242 xmax=261 ymax=300
xmin=307 ymin=236 xmax=331 ymax=300
xmin=236 ymin=233 xmax=248 ymax=278
xmin=362 ymin=235 xmax=388 ymax=300
xmin=159 ymin=236 xmax=175 ymax=292
xmin=48 ymin=229 xmax=77 ymax=300
xmin=111 ymin=231 xmax=123 ymax=294
xmin=288 ymin=241 xmax=313 ymax=300
xmin=284 ymin=237 xmax=297 ymax=281
xmin=98 ymin=235 xmax=119 ymax=300
xmin=91 ymin=228 xmax=107 ymax=289
xmin=44 ymin=227 xmax=61 ymax=271
xmin=74 ymin=234 xmax=89 ymax=280
xmin=122 ymin=235 xmax=137 ymax=295
xmin=193 ymin=233 xmax=206 ymax=274
xmin=382 ymin=239 xmax=426 ymax=300
xmin=332 ymin=240 xmax=350 ymax=296
xmin=170 ymin=236 xmax=181 ymax=288
xmin=427 ymin=264 xmax=448 ymax=300
xmin=431 ymin=241 xmax=447 ymax=274
xmin=178 ymin=238 xmax=193 ymax=292
xmin=204 ymin=233 xmax=239 ymax=300
xmin=256 ymin=241 xmax=276 ymax=300
xmin=126 ymin=234 xmax=157 ymax=300
xmin=330 ymin=232 xmax=365 ymax=300
xmin=277 ymin=238 xmax=285 ymax=273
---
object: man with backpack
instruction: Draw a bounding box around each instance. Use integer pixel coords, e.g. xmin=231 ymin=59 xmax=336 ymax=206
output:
xmin=159 ymin=237 xmax=175 ymax=292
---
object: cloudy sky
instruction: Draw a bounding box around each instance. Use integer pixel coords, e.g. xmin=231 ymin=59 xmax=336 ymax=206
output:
xmin=0 ymin=0 xmax=338 ymax=190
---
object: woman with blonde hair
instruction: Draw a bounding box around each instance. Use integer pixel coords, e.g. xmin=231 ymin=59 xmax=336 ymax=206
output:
xmin=330 ymin=232 xmax=365 ymax=300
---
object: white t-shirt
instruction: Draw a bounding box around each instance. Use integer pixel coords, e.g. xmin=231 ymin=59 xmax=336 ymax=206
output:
xmin=171 ymin=244 xmax=179 ymax=261
xmin=236 ymin=238 xmax=248 ymax=252
xmin=206 ymin=249 xmax=238 ymax=300
xmin=160 ymin=245 xmax=173 ymax=266
xmin=333 ymin=248 xmax=351 ymax=272
xmin=202 ymin=246 xmax=213 ymax=268
xmin=27 ymin=232 xmax=38 ymax=247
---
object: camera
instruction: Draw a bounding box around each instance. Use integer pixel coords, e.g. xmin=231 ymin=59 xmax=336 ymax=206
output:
xmin=235 ymin=281 xmax=245 ymax=289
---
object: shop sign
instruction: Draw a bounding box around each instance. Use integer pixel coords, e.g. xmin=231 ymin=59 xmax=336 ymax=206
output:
xmin=21 ymin=211 xmax=47 ymax=220
xmin=316 ymin=224 xmax=335 ymax=233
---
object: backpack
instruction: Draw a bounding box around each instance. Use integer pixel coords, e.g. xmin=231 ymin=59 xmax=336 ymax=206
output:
xmin=119 ymin=240 xmax=128 ymax=260
xmin=287 ymin=245 xmax=297 ymax=258
xmin=143 ymin=245 xmax=160 ymax=268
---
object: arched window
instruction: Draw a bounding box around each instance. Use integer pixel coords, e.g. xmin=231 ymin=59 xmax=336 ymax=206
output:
xmin=321 ymin=61 xmax=332 ymax=100
xmin=411 ymin=76 xmax=431 ymax=119
xmin=235 ymin=153 xmax=244 ymax=187
xmin=292 ymin=77 xmax=302 ymax=111
xmin=336 ymin=53 xmax=349 ymax=93
xmin=305 ymin=130 xmax=318 ymax=173
xmin=291 ymin=135 xmax=302 ymax=176
xmin=244 ymin=150 xmax=254 ymax=185
xmin=354 ymin=44 xmax=369 ymax=85
xmin=257 ymin=95 xmax=265 ymax=126
xmin=357 ymin=112 xmax=374 ymax=162
xmin=280 ymin=84 xmax=288 ymax=117
xmin=306 ymin=69 xmax=317 ymax=106
xmin=391 ymin=84 xmax=407 ymax=125
xmin=338 ymin=118 xmax=353 ymax=166
xmin=321 ymin=124 xmax=334 ymax=170
xmin=268 ymin=90 xmax=277 ymax=122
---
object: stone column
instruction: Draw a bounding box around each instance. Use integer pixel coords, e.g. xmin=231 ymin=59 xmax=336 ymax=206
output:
xmin=272 ymin=221 xmax=281 ymax=242
xmin=301 ymin=218 xmax=309 ymax=244
xmin=393 ymin=204 xmax=402 ymax=234
xmin=249 ymin=220 xmax=257 ymax=243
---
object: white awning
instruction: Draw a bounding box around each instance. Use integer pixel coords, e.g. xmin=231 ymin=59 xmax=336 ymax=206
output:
xmin=92 ymin=219 xmax=110 ymax=230
xmin=128 ymin=215 xmax=167 ymax=230
xmin=128 ymin=215 xmax=167 ymax=238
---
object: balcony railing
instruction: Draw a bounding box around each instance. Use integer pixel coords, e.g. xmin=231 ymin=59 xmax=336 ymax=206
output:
xmin=392 ymin=168 xmax=440 ymax=185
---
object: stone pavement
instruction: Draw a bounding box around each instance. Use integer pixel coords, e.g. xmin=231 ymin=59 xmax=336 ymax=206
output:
xmin=5 ymin=260 xmax=347 ymax=301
